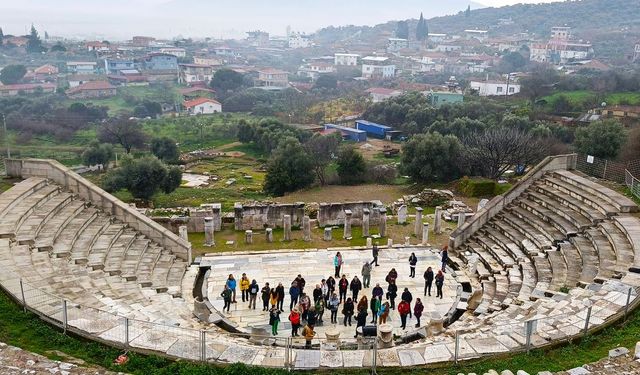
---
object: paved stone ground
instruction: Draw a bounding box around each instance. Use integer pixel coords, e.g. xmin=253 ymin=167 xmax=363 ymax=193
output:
xmin=0 ymin=342 xmax=124 ymax=375
xmin=202 ymin=246 xmax=459 ymax=340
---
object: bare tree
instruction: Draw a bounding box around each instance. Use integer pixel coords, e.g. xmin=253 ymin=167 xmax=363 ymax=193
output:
xmin=462 ymin=127 xmax=550 ymax=179
xmin=303 ymin=133 xmax=341 ymax=185
xmin=97 ymin=116 xmax=147 ymax=154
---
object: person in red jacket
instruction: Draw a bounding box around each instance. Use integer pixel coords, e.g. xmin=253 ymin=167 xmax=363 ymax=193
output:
xmin=288 ymin=307 xmax=301 ymax=337
xmin=398 ymin=300 xmax=411 ymax=330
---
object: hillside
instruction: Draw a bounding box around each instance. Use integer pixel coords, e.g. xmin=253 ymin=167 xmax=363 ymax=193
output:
xmin=316 ymin=0 xmax=640 ymax=58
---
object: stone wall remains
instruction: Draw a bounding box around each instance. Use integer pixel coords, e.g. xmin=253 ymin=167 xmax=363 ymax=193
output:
xmin=317 ymin=201 xmax=384 ymax=227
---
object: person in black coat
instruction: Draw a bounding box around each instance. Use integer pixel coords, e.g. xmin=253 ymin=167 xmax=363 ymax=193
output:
xmin=349 ymin=276 xmax=362 ymax=301
xmin=275 ymin=282 xmax=285 ymax=311
xmin=386 ymin=280 xmax=398 ymax=309
xmin=261 ymin=282 xmax=271 ymax=311
xmin=294 ymin=274 xmax=306 ymax=295
xmin=354 ymin=308 xmax=368 ymax=338
xmin=338 ymin=275 xmax=349 ymax=303
xmin=424 ymin=267 xmax=434 ymax=296
xmin=326 ymin=276 xmax=336 ymax=296
xmin=408 ymin=252 xmax=418 ymax=278
xmin=342 ymin=298 xmax=354 ymax=326
xmin=312 ymin=284 xmax=323 ymax=304
xmin=370 ymin=242 xmax=379 ymax=266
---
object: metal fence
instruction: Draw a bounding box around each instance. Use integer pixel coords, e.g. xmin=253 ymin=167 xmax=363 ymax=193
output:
xmin=1 ymin=264 xmax=639 ymax=372
xmin=574 ymin=153 xmax=640 ymax=200
xmin=625 ymin=170 xmax=640 ymax=200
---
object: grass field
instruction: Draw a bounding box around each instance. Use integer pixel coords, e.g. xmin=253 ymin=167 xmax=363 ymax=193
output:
xmin=542 ymin=90 xmax=640 ymax=112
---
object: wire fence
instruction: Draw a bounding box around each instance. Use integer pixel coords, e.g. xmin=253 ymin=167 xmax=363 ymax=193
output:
xmin=1 ymin=264 xmax=638 ymax=371
xmin=574 ymin=153 xmax=640 ymax=200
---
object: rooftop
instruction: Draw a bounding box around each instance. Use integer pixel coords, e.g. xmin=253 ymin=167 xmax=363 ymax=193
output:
xmin=0 ymin=83 xmax=56 ymax=91
xmin=66 ymin=81 xmax=116 ymax=94
xmin=183 ymin=97 xmax=221 ymax=108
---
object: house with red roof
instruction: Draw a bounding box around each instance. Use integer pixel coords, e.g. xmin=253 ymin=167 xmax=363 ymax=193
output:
xmin=365 ymin=87 xmax=403 ymax=103
xmin=184 ymin=97 xmax=222 ymax=115
xmin=0 ymin=83 xmax=56 ymax=97
xmin=66 ymin=81 xmax=116 ymax=99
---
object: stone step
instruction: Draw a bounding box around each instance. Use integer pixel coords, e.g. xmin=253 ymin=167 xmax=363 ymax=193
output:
xmin=69 ymin=216 xmax=112 ymax=264
xmin=0 ymin=178 xmax=49 ymax=219
xmin=545 ymin=250 xmax=569 ymax=291
xmin=87 ymin=225 xmax=127 ymax=270
xmin=15 ymin=192 xmax=74 ymax=243
xmin=517 ymin=198 xmax=578 ymax=237
xmin=467 ymin=239 xmax=504 ymax=275
xmin=526 ymin=190 xmax=592 ymax=230
xmin=499 ymin=211 xmax=553 ymax=251
xmin=482 ymin=225 xmax=527 ymax=262
xmin=532 ymin=181 xmax=608 ymax=222
xmin=120 ymin=237 xmax=151 ymax=281
xmin=613 ymin=215 xmax=640 ymax=271
xmin=585 ymin=228 xmax=623 ymax=277
xmin=559 ymin=241 xmax=595 ymax=287
xmin=571 ymin=235 xmax=614 ymax=281
xmin=508 ymin=206 xmax=562 ymax=243
xmin=553 ymin=170 xmax=638 ymax=213
xmin=50 ymin=208 xmax=99 ymax=256
xmin=0 ymin=184 xmax=60 ymax=237
xmin=599 ymin=221 xmax=635 ymax=270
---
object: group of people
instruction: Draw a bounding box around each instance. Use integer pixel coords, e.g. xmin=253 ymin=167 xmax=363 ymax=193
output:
xmin=219 ymin=244 xmax=450 ymax=342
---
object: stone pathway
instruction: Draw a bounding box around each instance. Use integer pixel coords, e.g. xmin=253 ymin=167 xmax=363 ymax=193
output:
xmin=202 ymin=246 xmax=459 ymax=340
xmin=0 ymin=342 xmax=124 ymax=375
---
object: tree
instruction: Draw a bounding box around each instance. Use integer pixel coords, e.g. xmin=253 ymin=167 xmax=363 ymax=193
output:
xmin=520 ymin=65 xmax=559 ymax=106
xmin=97 ymin=117 xmax=147 ymax=153
xmin=465 ymin=5 xmax=471 ymax=17
xmin=314 ymin=74 xmax=337 ymax=90
xmin=103 ymin=157 xmax=182 ymax=201
xmin=463 ymin=127 xmax=550 ymax=179
xmin=574 ymin=120 xmax=626 ymax=159
xmin=415 ymin=13 xmax=428 ymax=41
xmin=304 ymin=133 xmax=341 ymax=185
xmin=150 ymin=136 xmax=180 ymax=162
xmin=132 ymin=100 xmax=162 ymax=118
xmin=619 ymin=126 xmax=640 ymax=162
xmin=0 ymin=28 xmax=4 ymax=46
xmin=26 ymin=24 xmax=45 ymax=53
xmin=263 ymin=138 xmax=315 ymax=196
xmin=210 ymin=69 xmax=245 ymax=96
xmin=401 ymin=132 xmax=463 ymax=183
xmin=82 ymin=141 xmax=114 ymax=170
xmin=396 ymin=21 xmax=409 ymax=40
xmin=336 ymin=146 xmax=367 ymax=185
xmin=50 ymin=43 xmax=66 ymax=52
xmin=0 ymin=64 xmax=26 ymax=84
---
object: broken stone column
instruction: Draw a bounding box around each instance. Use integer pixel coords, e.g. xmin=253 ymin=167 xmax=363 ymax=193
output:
xmin=422 ymin=222 xmax=429 ymax=245
xmin=414 ymin=207 xmax=423 ymax=237
xmin=266 ymin=228 xmax=273 ymax=243
xmin=343 ymin=210 xmax=352 ymax=239
xmin=234 ymin=203 xmax=243 ymax=231
xmin=366 ymin=237 xmax=372 ymax=248
xmin=211 ymin=203 xmax=222 ymax=231
xmin=477 ymin=198 xmax=489 ymax=213
xmin=397 ymin=205 xmax=407 ymax=225
xmin=404 ymin=236 xmax=410 ymax=246
xmin=434 ymin=206 xmax=443 ymax=234
xmin=387 ymin=238 xmax=393 ymax=248
xmin=302 ymin=215 xmax=311 ymax=242
xmin=245 ymin=230 xmax=253 ymax=244
xmin=324 ymin=227 xmax=332 ymax=241
xmin=362 ymin=208 xmax=370 ymax=237
xmin=457 ymin=212 xmax=466 ymax=228
xmin=378 ymin=324 xmax=394 ymax=348
xmin=204 ymin=217 xmax=215 ymax=247
xmin=378 ymin=207 xmax=387 ymax=237
xmin=283 ymin=215 xmax=292 ymax=241
xmin=178 ymin=225 xmax=188 ymax=242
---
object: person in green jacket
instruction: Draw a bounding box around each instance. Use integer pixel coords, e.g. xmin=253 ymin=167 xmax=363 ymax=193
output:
xmin=269 ymin=306 xmax=281 ymax=336
xmin=370 ymin=295 xmax=381 ymax=324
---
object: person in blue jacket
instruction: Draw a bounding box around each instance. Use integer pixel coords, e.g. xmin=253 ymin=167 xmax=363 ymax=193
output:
xmin=289 ymin=280 xmax=300 ymax=311
xmin=225 ymin=274 xmax=237 ymax=303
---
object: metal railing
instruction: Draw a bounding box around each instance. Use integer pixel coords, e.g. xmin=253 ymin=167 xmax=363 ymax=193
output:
xmin=625 ymin=170 xmax=640 ymax=200
xmin=1 ymin=264 xmax=639 ymax=371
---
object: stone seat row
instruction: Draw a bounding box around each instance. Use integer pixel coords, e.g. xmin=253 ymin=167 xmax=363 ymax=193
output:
xmin=0 ymin=178 xmax=193 ymax=327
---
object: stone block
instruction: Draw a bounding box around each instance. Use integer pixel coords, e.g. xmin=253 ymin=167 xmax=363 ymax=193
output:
xmin=324 ymin=227 xmax=332 ymax=241
xmin=302 ymin=216 xmax=311 ymax=242
xmin=516 ymin=371 xmax=530 ymax=375
xmin=366 ymin=237 xmax=372 ymax=247
xmin=266 ymin=228 xmax=273 ymax=243
xmin=362 ymin=208 xmax=370 ymax=237
xmin=397 ymin=205 xmax=407 ymax=224
xmin=609 ymin=346 xmax=629 ymax=358
xmin=283 ymin=215 xmax=291 ymax=241
xmin=635 ymin=341 xmax=640 ymax=359
xmin=414 ymin=207 xmax=423 ymax=237
xmin=566 ymin=367 xmax=590 ymax=375
xmin=500 ymin=371 xmax=515 ymax=375
xmin=245 ymin=230 xmax=253 ymax=245
xmin=537 ymin=372 xmax=552 ymax=375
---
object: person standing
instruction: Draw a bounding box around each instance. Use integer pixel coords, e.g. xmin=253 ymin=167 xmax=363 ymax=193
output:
xmin=387 ymin=280 xmax=398 ymax=309
xmin=440 ymin=245 xmax=448 ymax=273
xmin=361 ymin=261 xmax=372 ymax=289
xmin=338 ymin=275 xmax=349 ymax=303
xmin=326 ymin=276 xmax=336 ymax=297
xmin=356 ymin=295 xmax=368 ymax=314
xmin=269 ymin=306 xmax=281 ymax=336
xmin=275 ymin=282 xmax=285 ymax=311
xmin=289 ymin=281 xmax=300 ymax=311
xmin=424 ymin=267 xmax=434 ymax=297
xmin=288 ymin=307 xmax=301 ymax=337
xmin=370 ymin=296 xmax=381 ymax=324
xmin=261 ymin=282 xmax=271 ymax=311
xmin=320 ymin=279 xmax=329 ymax=302
xmin=294 ymin=274 xmax=306 ymax=295
xmin=315 ymin=298 xmax=325 ymax=324
xmin=302 ymin=324 xmax=315 ymax=349
xmin=414 ymin=298 xmax=424 ymax=327
xmin=328 ymin=293 xmax=340 ymax=324
xmin=220 ymin=285 xmax=232 ymax=313
xmin=372 ymin=283 xmax=384 ymax=301
xmin=226 ymin=274 xmax=237 ymax=303
xmin=385 ymin=268 xmax=398 ymax=287
xmin=312 ymin=284 xmax=323 ymax=304
xmin=306 ymin=306 xmax=318 ymax=326
xmin=370 ymin=242 xmax=379 ymax=266
xmin=299 ymin=293 xmax=311 ymax=321
xmin=239 ymin=273 xmax=250 ymax=302
xmin=378 ymin=302 xmax=390 ymax=325
xmin=350 ymin=276 xmax=362 ymax=301
xmin=334 ymin=252 xmax=344 ymax=278
xmin=248 ymin=279 xmax=259 ymax=309
xmin=398 ymin=300 xmax=410 ymax=330
xmin=408 ymin=253 xmax=417 ymax=278
xmin=401 ymin=287 xmax=413 ymax=318
xmin=354 ymin=306 xmax=368 ymax=338
xmin=269 ymin=288 xmax=278 ymax=308
xmin=435 ymin=270 xmax=445 ymax=299
xmin=342 ymin=297 xmax=354 ymax=326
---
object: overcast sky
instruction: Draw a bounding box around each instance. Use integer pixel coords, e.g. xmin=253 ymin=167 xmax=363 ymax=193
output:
xmin=0 ymin=0 xmax=565 ymax=40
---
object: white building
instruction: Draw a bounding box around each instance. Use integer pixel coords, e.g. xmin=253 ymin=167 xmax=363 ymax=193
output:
xmin=288 ymin=33 xmax=313 ymax=49
xmin=297 ymin=62 xmax=335 ymax=81
xmin=361 ymin=56 xmax=395 ymax=79
xmin=366 ymin=87 xmax=404 ymax=103
xmin=469 ymin=80 xmax=520 ymax=96
xmin=334 ymin=53 xmax=359 ymax=66
xmin=464 ymin=29 xmax=489 ymax=41
xmin=184 ymin=98 xmax=222 ymax=115
xmin=387 ymin=38 xmax=408 ymax=52
xmin=427 ymin=33 xmax=447 ymax=43
xmin=529 ymin=26 xmax=593 ymax=64
xmin=159 ymin=47 xmax=187 ymax=58
xmin=634 ymin=42 xmax=640 ymax=63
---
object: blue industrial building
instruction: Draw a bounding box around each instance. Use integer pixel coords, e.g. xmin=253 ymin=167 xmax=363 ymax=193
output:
xmin=355 ymin=119 xmax=403 ymax=140
xmin=137 ymin=53 xmax=178 ymax=71
xmin=324 ymin=124 xmax=367 ymax=142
